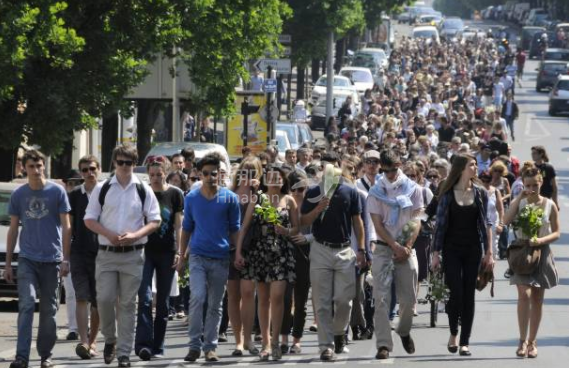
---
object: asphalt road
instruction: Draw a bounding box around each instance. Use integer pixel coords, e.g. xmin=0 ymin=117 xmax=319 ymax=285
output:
xmin=2 ymin=24 xmax=569 ymax=368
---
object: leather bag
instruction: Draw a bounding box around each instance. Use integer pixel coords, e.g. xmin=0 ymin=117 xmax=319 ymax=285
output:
xmin=506 ymin=238 xmax=541 ymax=276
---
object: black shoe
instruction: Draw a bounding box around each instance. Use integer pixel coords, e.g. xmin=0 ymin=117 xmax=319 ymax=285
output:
xmin=448 ymin=344 xmax=458 ymax=353
xmin=184 ymin=349 xmax=201 ymax=362
xmin=376 ymin=347 xmax=390 ymax=359
xmin=76 ymin=343 xmax=92 ymax=359
xmin=168 ymin=313 xmax=174 ymax=321
xmin=138 ymin=348 xmax=152 ymax=361
xmin=66 ymin=331 xmax=79 ymax=341
xmin=504 ymin=268 xmax=513 ymax=279
xmin=218 ymin=333 xmax=227 ymax=343
xmin=117 ymin=356 xmax=131 ymax=367
xmin=40 ymin=358 xmax=54 ymax=368
xmin=352 ymin=325 xmax=362 ymax=341
xmin=280 ymin=344 xmax=289 ymax=354
xmin=400 ymin=334 xmax=415 ymax=354
xmin=9 ymin=358 xmax=28 ymax=368
xmin=320 ymin=348 xmax=336 ymax=361
xmin=334 ymin=335 xmax=346 ymax=354
xmin=459 ymin=346 xmax=472 ymax=356
xmin=254 ymin=333 xmax=262 ymax=342
xmin=362 ymin=327 xmax=375 ymax=340
xmin=103 ymin=343 xmax=116 ymax=365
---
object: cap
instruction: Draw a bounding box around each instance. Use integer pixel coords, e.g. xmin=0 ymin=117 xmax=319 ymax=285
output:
xmin=63 ymin=169 xmax=84 ymax=184
xmin=363 ymin=150 xmax=380 ymax=160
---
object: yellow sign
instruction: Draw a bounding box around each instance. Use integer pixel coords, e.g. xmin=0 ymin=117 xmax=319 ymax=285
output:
xmin=227 ymin=92 xmax=268 ymax=158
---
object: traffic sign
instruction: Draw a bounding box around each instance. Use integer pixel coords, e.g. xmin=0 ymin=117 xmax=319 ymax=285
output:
xmin=263 ymin=79 xmax=277 ymax=93
xmin=255 ymin=59 xmax=291 ymax=74
xmin=281 ymin=46 xmax=291 ymax=57
xmin=279 ymin=34 xmax=292 ymax=44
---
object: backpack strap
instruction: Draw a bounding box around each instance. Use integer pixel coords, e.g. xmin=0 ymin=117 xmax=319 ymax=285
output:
xmin=98 ymin=178 xmax=146 ymax=209
xmin=135 ymin=183 xmax=146 ymax=209
xmin=361 ymin=178 xmax=371 ymax=192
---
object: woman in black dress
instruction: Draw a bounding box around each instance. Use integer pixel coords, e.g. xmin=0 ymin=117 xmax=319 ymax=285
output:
xmin=432 ymin=154 xmax=494 ymax=356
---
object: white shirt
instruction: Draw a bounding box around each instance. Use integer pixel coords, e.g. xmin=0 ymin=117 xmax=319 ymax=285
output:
xmin=84 ymin=174 xmax=161 ymax=245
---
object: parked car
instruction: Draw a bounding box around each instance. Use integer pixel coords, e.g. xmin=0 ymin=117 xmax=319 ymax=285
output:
xmin=513 ymin=3 xmax=530 ymax=25
xmin=309 ymin=89 xmax=358 ymax=130
xmin=275 ymin=129 xmax=292 ymax=161
xmin=397 ymin=10 xmax=413 ymax=24
xmin=143 ymin=142 xmax=231 ymax=169
xmin=412 ymin=25 xmax=440 ymax=44
xmin=536 ymin=61 xmax=569 ymax=91
xmin=339 ymin=67 xmax=374 ymax=96
xmin=542 ymin=48 xmax=569 ymax=62
xmin=520 ymin=26 xmax=545 ymax=50
xmin=548 ymin=75 xmax=569 ymax=116
xmin=416 ymin=13 xmax=443 ymax=27
xmin=276 ymin=121 xmax=314 ymax=149
xmin=309 ymin=74 xmax=358 ymax=106
xmin=365 ymin=41 xmax=391 ymax=56
xmin=355 ymin=48 xmax=388 ymax=71
xmin=438 ymin=17 xmax=465 ymax=40
xmin=529 ymin=31 xmax=556 ymax=58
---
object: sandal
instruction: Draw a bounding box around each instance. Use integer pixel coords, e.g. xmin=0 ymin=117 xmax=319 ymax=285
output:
xmin=272 ymin=341 xmax=282 ymax=360
xmin=76 ymin=343 xmax=92 ymax=359
xmin=527 ymin=341 xmax=538 ymax=358
xmin=259 ymin=349 xmax=270 ymax=361
xmin=231 ymin=349 xmax=244 ymax=357
xmin=516 ymin=340 xmax=527 ymax=357
xmin=244 ymin=342 xmax=259 ymax=355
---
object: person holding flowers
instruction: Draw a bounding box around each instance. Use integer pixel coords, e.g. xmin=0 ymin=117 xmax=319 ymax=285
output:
xmin=234 ymin=165 xmax=299 ymax=361
xmin=503 ymin=168 xmax=560 ymax=358
xmin=367 ymin=150 xmax=424 ymax=360
xmin=432 ymin=154 xmax=493 ymax=357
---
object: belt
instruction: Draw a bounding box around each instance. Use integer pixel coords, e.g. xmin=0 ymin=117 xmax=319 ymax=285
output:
xmin=316 ymin=239 xmax=351 ymax=249
xmin=373 ymin=240 xmax=390 ymax=247
xmin=98 ymin=244 xmax=145 ymax=253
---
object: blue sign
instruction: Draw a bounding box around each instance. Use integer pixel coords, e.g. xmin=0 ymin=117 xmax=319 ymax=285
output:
xmin=263 ymin=79 xmax=277 ymax=93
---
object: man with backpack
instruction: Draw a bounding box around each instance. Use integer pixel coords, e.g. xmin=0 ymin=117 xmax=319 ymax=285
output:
xmin=84 ymin=144 xmax=161 ymax=368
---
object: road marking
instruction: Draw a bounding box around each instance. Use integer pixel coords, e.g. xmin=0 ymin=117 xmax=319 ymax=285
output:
xmin=524 ymin=116 xmax=551 ymax=141
xmin=0 ymin=347 xmax=15 ymax=361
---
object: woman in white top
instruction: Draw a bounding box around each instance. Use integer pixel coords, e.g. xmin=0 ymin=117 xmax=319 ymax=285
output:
xmin=504 ymin=168 xmax=560 ymax=359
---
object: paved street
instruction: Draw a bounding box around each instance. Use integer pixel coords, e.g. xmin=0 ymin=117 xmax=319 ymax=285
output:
xmin=2 ymin=21 xmax=569 ymax=368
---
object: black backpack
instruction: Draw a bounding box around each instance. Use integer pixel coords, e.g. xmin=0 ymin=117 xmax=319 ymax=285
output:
xmin=98 ymin=179 xmax=146 ymax=209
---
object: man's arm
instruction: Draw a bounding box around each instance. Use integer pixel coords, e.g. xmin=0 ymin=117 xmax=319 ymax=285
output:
xmin=84 ymin=219 xmax=120 ymax=246
xmin=4 ymin=216 xmax=20 ymax=283
xmin=300 ymin=197 xmax=329 ymax=227
xmin=60 ymin=213 xmax=71 ymax=276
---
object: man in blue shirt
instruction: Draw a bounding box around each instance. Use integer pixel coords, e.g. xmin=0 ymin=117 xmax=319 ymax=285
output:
xmin=177 ymin=154 xmax=240 ymax=363
xmin=5 ymin=150 xmax=71 ymax=368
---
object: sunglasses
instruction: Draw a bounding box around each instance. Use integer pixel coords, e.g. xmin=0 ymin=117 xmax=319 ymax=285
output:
xmin=291 ymin=187 xmax=306 ymax=193
xmin=116 ymin=160 xmax=134 ymax=167
xmin=365 ymin=159 xmax=380 ymax=165
xmin=81 ymin=167 xmax=97 ymax=173
xmin=201 ymin=170 xmax=218 ymax=177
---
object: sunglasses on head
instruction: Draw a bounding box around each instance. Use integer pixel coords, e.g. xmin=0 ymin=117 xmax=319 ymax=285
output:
xmin=116 ymin=160 xmax=134 ymax=167
xmin=81 ymin=167 xmax=97 ymax=173
xmin=146 ymin=155 xmax=165 ymax=164
xmin=201 ymin=170 xmax=218 ymax=177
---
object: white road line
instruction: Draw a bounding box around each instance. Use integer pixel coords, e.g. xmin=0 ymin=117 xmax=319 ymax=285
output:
xmin=0 ymin=347 xmax=15 ymax=360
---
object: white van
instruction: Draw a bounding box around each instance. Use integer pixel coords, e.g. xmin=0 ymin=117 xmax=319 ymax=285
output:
xmin=143 ymin=142 xmax=231 ymax=173
xmin=412 ymin=26 xmax=440 ymax=43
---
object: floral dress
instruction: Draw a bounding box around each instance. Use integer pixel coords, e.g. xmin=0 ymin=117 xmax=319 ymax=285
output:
xmin=510 ymin=198 xmax=559 ymax=289
xmin=241 ymin=206 xmax=296 ymax=283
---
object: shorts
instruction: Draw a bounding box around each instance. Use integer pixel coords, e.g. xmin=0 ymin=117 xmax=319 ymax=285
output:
xmin=70 ymin=253 xmax=98 ymax=307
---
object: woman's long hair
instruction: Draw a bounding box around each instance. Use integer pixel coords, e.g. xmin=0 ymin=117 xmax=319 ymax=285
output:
xmin=437 ymin=153 xmax=477 ymax=198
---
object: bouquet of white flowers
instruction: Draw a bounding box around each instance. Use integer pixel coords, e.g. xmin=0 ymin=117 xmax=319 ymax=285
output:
xmin=396 ymin=219 xmax=419 ymax=247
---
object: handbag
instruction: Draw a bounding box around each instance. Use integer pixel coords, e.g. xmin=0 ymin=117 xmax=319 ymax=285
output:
xmin=506 ymin=238 xmax=541 ymax=276
xmin=476 ymin=267 xmax=495 ymax=297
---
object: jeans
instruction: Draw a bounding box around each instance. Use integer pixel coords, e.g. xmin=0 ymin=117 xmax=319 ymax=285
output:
xmin=443 ymin=245 xmax=482 ymax=346
xmin=188 ymin=254 xmax=229 ymax=352
xmin=505 ymin=115 xmax=515 ymax=139
xmin=16 ymin=258 xmax=60 ymax=362
xmin=135 ymin=251 xmax=176 ymax=355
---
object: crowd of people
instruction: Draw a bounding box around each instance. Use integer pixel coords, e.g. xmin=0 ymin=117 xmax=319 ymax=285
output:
xmin=4 ymin=30 xmax=562 ymax=368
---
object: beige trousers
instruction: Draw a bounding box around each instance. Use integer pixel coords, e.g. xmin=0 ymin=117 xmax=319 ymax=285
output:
xmin=310 ymin=241 xmax=356 ymax=351
xmin=372 ymin=245 xmax=418 ymax=351
xmin=95 ymin=249 xmax=144 ymax=357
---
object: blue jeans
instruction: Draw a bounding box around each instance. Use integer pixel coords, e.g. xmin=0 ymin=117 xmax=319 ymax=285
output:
xmin=16 ymin=258 xmax=60 ymax=362
xmin=135 ymin=251 xmax=176 ymax=355
xmin=188 ymin=254 xmax=229 ymax=352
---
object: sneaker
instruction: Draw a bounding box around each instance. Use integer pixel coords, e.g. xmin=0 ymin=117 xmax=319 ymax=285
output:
xmin=117 ymin=356 xmax=131 ymax=367
xmin=205 ymin=350 xmax=219 ymax=362
xmin=320 ymin=348 xmax=336 ymax=361
xmin=151 ymin=354 xmax=164 ymax=359
xmin=334 ymin=335 xmax=347 ymax=354
xmin=9 ymin=358 xmax=28 ymax=368
xmin=376 ymin=347 xmax=390 ymax=359
xmin=103 ymin=343 xmax=116 ymax=365
xmin=290 ymin=343 xmax=302 ymax=354
xmin=76 ymin=343 xmax=92 ymax=359
xmin=168 ymin=313 xmax=174 ymax=321
xmin=66 ymin=331 xmax=79 ymax=341
xmin=309 ymin=324 xmax=318 ymax=332
xmin=218 ymin=333 xmax=228 ymax=343
xmin=184 ymin=349 xmax=201 ymax=362
xmin=400 ymin=334 xmax=416 ymax=354
xmin=138 ymin=347 xmax=152 ymax=361
xmin=40 ymin=358 xmax=53 ymax=368
xmin=176 ymin=311 xmax=185 ymax=319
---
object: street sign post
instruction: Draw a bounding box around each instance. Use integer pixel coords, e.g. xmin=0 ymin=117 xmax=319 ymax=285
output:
xmin=263 ymin=79 xmax=277 ymax=93
xmin=254 ymin=59 xmax=291 ymax=75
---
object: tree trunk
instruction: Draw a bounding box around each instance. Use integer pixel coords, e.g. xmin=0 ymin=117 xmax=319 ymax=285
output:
xmin=136 ymin=100 xmax=158 ymax=165
xmin=101 ymin=112 xmax=119 ymax=172
xmin=50 ymin=135 xmax=74 ymax=179
xmin=311 ymin=59 xmax=320 ymax=82
xmin=335 ymin=38 xmax=345 ymax=73
xmin=0 ymin=147 xmax=18 ymax=182
xmin=297 ymin=67 xmax=305 ymax=100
